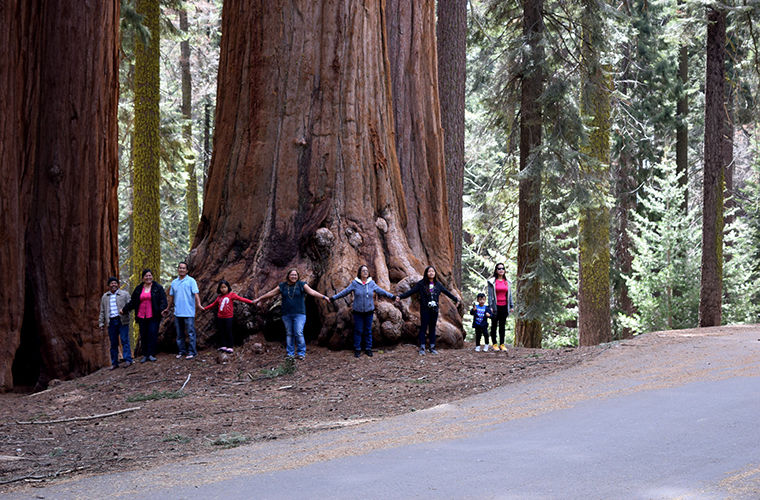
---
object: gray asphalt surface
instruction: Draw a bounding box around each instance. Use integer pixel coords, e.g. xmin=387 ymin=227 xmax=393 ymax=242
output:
xmin=5 ymin=326 xmax=760 ymax=499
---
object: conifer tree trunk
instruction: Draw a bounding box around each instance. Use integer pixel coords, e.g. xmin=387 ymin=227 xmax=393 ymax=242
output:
xmin=612 ymin=13 xmax=635 ymax=340
xmin=386 ymin=0 xmax=457 ymax=278
xmin=133 ymin=0 xmax=162 ymax=279
xmin=180 ymin=8 xmax=200 ymax=246
xmin=436 ymin=0 xmax=466 ymax=286
xmin=515 ymin=0 xmax=543 ymax=348
xmin=699 ymin=6 xmax=726 ymax=327
xmin=189 ymin=1 xmax=462 ymax=349
xmin=0 ymin=0 xmax=33 ymax=390
xmin=676 ymin=42 xmax=689 ymax=211
xmin=386 ymin=0 xmax=463 ymax=336
xmin=723 ymin=32 xmax=735 ymax=229
xmin=0 ymin=0 xmax=120 ymax=389
xmin=578 ymin=5 xmax=612 ymax=346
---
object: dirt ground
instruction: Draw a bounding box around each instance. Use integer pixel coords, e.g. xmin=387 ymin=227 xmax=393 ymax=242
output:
xmin=0 ymin=335 xmax=607 ymax=489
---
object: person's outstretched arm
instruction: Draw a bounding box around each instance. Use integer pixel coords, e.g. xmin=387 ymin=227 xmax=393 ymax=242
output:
xmin=303 ymin=283 xmax=330 ymax=302
xmin=252 ymin=286 xmax=280 ymax=305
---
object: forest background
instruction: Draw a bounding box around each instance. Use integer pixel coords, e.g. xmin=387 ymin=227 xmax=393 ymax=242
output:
xmin=2 ymin=0 xmax=760 ymax=391
xmin=117 ymin=0 xmax=759 ymax=344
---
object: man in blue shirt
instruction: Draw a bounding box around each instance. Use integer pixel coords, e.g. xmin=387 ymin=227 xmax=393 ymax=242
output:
xmin=163 ymin=262 xmax=202 ymax=359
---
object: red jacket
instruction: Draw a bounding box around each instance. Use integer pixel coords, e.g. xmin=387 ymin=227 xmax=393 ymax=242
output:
xmin=203 ymin=292 xmax=253 ymax=318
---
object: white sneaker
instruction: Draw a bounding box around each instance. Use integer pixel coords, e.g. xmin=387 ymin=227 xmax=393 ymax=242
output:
xmin=475 ymin=345 xmax=481 ymax=352
xmin=483 ymin=344 xmax=489 ymax=352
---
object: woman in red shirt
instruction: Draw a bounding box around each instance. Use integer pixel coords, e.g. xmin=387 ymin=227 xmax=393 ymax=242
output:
xmin=486 ymin=263 xmax=514 ymax=352
xmin=202 ymin=280 xmax=253 ymax=353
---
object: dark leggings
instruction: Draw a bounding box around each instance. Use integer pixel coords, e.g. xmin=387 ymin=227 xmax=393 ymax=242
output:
xmin=419 ymin=307 xmax=439 ymax=347
xmin=490 ymin=305 xmax=509 ymax=345
xmin=216 ymin=317 xmax=234 ymax=347
xmin=136 ymin=317 xmax=159 ymax=357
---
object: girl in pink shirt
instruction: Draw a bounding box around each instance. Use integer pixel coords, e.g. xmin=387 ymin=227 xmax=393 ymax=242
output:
xmin=202 ymin=280 xmax=253 ymax=353
xmin=486 ymin=263 xmax=514 ymax=352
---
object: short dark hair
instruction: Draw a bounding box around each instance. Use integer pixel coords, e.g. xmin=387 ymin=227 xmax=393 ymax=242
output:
xmin=493 ymin=263 xmax=506 ymax=278
xmin=178 ymin=261 xmax=188 ymax=269
xmin=476 ymin=292 xmax=486 ymax=299
xmin=141 ymin=268 xmax=153 ymax=278
xmin=356 ymin=265 xmax=369 ymax=278
xmin=107 ymin=276 xmax=119 ymax=285
xmin=217 ymin=279 xmax=231 ymax=294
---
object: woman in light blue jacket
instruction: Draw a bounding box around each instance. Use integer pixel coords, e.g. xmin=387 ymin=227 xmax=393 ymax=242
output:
xmin=331 ymin=265 xmax=396 ymax=358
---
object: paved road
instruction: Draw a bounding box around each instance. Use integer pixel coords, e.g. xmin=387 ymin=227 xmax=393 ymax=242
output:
xmin=5 ymin=326 xmax=760 ymax=499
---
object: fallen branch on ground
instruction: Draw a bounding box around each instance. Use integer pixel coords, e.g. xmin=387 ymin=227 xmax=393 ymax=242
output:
xmin=180 ymin=373 xmax=191 ymax=392
xmin=16 ymin=407 xmax=141 ymax=425
xmin=0 ymin=466 xmax=87 ymax=485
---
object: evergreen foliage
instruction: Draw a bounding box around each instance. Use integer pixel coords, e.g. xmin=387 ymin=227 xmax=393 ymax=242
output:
xmin=626 ymin=153 xmax=701 ymax=333
xmin=118 ymin=0 xmax=221 ymax=285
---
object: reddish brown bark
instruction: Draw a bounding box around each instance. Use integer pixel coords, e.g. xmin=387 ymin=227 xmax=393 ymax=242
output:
xmin=0 ymin=0 xmax=120 ymax=390
xmin=436 ymin=0 xmax=467 ymax=286
xmin=386 ymin=0 xmax=461 ymax=338
xmin=189 ymin=1 xmax=462 ymax=350
xmin=515 ymin=0 xmax=543 ymax=348
xmin=0 ymin=1 xmax=33 ymax=390
xmin=699 ymin=7 xmax=725 ymax=327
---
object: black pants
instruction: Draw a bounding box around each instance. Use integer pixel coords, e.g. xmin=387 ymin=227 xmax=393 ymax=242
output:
xmin=136 ymin=317 xmax=159 ymax=357
xmin=216 ymin=317 xmax=234 ymax=348
xmin=419 ymin=307 xmax=439 ymax=347
xmin=490 ymin=305 xmax=509 ymax=345
xmin=474 ymin=324 xmax=488 ymax=346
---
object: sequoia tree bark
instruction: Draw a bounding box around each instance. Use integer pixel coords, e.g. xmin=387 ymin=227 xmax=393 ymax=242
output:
xmin=436 ymin=0 xmax=467 ymax=286
xmin=189 ymin=1 xmax=462 ymax=350
xmin=699 ymin=6 xmax=726 ymax=327
xmin=515 ymin=0 xmax=544 ymax=348
xmin=386 ymin=0 xmax=462 ymax=338
xmin=0 ymin=0 xmax=120 ymax=390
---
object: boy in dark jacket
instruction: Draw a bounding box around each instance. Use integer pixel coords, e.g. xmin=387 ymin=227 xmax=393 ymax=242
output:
xmin=470 ymin=293 xmax=492 ymax=352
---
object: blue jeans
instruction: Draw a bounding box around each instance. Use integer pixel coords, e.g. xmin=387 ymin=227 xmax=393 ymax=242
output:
xmin=175 ymin=317 xmax=197 ymax=356
xmin=108 ymin=317 xmax=132 ymax=365
xmin=353 ymin=311 xmax=373 ymax=352
xmin=281 ymin=314 xmax=306 ymax=357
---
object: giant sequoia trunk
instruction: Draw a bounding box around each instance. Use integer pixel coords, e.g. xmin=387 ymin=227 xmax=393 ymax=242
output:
xmin=189 ymin=1 xmax=462 ymax=350
xmin=386 ymin=0 xmax=462 ymax=340
xmin=436 ymin=0 xmax=467 ymax=286
xmin=515 ymin=0 xmax=544 ymax=348
xmin=0 ymin=0 xmax=120 ymax=390
xmin=699 ymin=6 xmax=726 ymax=327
